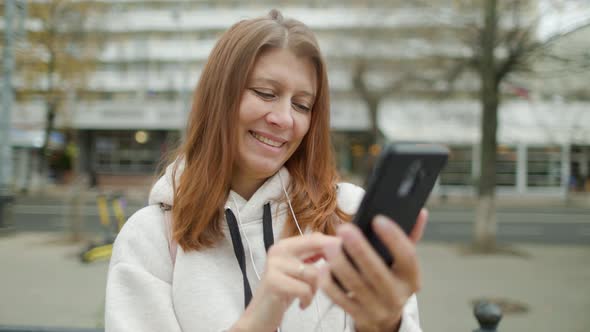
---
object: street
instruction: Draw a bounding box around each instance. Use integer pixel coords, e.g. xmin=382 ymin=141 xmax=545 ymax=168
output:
xmin=8 ymin=200 xmax=590 ymax=244
xmin=1 ymin=196 xmax=589 ymax=331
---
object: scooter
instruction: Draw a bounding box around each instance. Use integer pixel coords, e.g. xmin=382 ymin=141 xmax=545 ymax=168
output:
xmin=80 ymin=193 xmax=126 ymax=263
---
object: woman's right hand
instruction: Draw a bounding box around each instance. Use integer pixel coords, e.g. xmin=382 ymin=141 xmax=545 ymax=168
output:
xmin=231 ymin=232 xmax=340 ymax=332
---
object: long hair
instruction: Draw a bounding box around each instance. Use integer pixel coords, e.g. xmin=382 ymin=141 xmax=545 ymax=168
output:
xmin=172 ymin=9 xmax=351 ymax=251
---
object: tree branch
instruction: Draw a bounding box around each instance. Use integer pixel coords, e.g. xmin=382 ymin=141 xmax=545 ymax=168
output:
xmin=352 ymin=60 xmax=377 ymax=103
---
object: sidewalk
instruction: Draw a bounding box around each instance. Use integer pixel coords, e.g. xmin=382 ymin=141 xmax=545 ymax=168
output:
xmin=0 ymin=233 xmax=107 ymax=329
xmin=1 ymin=232 xmax=588 ymax=331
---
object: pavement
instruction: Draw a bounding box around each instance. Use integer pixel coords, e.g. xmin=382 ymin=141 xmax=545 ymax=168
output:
xmin=0 ymin=232 xmax=589 ymax=332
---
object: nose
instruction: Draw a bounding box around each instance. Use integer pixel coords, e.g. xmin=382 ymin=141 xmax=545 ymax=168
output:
xmin=266 ymin=99 xmax=294 ymax=129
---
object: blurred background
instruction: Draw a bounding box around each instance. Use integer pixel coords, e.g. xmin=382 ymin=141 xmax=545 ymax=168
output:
xmin=0 ymin=0 xmax=589 ymax=331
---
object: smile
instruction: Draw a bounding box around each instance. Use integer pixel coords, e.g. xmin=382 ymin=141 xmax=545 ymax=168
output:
xmin=250 ymin=131 xmax=285 ymax=148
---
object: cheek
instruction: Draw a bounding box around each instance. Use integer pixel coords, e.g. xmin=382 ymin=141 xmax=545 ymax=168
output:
xmin=238 ymin=94 xmax=266 ymax=124
xmin=294 ymin=114 xmax=311 ymax=141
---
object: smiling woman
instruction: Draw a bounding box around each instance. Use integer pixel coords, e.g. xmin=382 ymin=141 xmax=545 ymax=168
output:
xmin=233 ymin=48 xmax=316 ymax=199
xmin=105 ymin=9 xmax=424 ymax=332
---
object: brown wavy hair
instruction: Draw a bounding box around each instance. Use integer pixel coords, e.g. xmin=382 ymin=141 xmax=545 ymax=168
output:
xmin=171 ymin=9 xmax=351 ymax=251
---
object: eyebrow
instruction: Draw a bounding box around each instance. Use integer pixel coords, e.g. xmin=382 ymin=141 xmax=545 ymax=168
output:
xmin=251 ymin=77 xmax=315 ymax=99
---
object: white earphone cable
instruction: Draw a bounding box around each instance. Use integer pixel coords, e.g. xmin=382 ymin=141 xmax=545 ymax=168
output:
xmin=278 ymin=171 xmax=304 ymax=236
xmin=278 ymin=171 xmax=325 ymax=332
xmin=229 ymin=172 xmax=337 ymax=332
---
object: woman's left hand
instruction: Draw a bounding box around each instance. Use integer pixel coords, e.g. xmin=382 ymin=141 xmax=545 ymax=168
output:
xmin=318 ymin=209 xmax=428 ymax=332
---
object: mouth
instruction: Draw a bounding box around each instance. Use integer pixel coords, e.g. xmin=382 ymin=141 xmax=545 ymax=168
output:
xmin=249 ymin=131 xmax=285 ymax=148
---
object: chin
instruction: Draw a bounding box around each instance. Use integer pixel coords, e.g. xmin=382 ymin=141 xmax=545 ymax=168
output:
xmin=248 ymin=159 xmax=284 ymax=178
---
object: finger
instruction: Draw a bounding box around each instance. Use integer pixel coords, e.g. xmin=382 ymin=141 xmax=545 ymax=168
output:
xmin=323 ymin=241 xmax=373 ymax=304
xmin=335 ymin=223 xmax=395 ymax=295
xmin=273 ymin=258 xmax=320 ymax=293
xmin=409 ymin=209 xmax=428 ymax=244
xmin=273 ymin=233 xmax=341 ymax=259
xmin=317 ymin=264 xmax=361 ymax=316
xmin=268 ymin=269 xmax=315 ymax=309
xmin=372 ymin=215 xmax=420 ymax=290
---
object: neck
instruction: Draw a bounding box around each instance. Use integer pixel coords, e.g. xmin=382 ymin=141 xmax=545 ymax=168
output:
xmin=231 ymin=173 xmax=267 ymax=201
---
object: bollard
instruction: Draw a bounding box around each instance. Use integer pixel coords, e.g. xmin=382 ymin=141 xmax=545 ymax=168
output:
xmin=0 ymin=194 xmax=15 ymax=233
xmin=473 ymin=301 xmax=502 ymax=332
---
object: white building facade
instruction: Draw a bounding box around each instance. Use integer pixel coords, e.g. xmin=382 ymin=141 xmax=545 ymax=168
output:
xmin=8 ymin=0 xmax=590 ymax=196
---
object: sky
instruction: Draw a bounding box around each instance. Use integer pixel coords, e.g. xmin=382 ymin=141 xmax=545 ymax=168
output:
xmin=537 ymin=0 xmax=590 ymax=40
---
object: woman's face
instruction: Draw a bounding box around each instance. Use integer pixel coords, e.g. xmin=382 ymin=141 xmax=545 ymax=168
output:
xmin=234 ymin=48 xmax=316 ymax=184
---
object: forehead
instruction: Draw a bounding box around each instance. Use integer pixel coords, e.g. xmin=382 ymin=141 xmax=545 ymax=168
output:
xmin=249 ymin=48 xmax=317 ymax=95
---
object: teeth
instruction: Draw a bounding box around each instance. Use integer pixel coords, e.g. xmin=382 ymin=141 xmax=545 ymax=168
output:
xmin=251 ymin=131 xmax=283 ymax=147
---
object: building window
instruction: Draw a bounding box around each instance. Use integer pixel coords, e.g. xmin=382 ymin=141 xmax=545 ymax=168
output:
xmin=527 ymin=146 xmax=562 ymax=187
xmin=439 ymin=145 xmax=473 ymax=186
xmin=92 ymin=130 xmax=165 ymax=174
xmin=496 ymin=145 xmax=517 ymax=187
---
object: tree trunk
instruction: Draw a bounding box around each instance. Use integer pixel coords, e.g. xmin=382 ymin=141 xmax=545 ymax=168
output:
xmin=39 ymin=101 xmax=57 ymax=174
xmin=475 ymin=88 xmax=499 ymax=250
xmin=474 ymin=0 xmax=499 ymax=250
xmin=37 ymin=48 xmax=57 ymax=190
xmin=67 ymin=176 xmax=85 ymax=242
xmin=367 ymin=99 xmax=383 ymax=145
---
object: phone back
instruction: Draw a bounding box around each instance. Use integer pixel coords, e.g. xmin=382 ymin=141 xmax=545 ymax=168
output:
xmin=352 ymin=143 xmax=449 ymax=266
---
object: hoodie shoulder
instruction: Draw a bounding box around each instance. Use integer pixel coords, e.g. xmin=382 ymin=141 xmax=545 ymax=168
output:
xmin=148 ymin=161 xmax=182 ymax=206
xmin=336 ymin=182 xmax=365 ymax=215
xmin=110 ymin=205 xmax=174 ymax=282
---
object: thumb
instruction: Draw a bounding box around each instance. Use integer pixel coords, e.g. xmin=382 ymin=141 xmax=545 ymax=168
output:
xmin=409 ymin=209 xmax=428 ymax=244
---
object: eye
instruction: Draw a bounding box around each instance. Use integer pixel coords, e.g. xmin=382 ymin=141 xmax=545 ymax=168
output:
xmin=251 ymin=89 xmax=275 ymax=100
xmin=292 ymin=102 xmax=311 ymax=113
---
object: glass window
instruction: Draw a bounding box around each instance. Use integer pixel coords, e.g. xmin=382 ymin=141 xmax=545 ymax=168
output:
xmin=92 ymin=131 xmax=165 ymax=173
xmin=496 ymin=145 xmax=517 ymax=187
xmin=527 ymin=146 xmax=562 ymax=187
xmin=439 ymin=145 xmax=473 ymax=186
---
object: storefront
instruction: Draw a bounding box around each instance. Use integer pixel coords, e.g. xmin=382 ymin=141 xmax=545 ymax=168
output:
xmin=375 ymin=99 xmax=590 ymax=197
xmin=77 ymin=129 xmax=180 ymax=186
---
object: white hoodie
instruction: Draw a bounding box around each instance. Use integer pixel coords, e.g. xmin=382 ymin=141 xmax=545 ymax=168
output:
xmin=105 ymin=166 xmax=422 ymax=332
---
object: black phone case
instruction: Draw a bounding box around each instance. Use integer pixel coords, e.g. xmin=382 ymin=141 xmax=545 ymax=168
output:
xmin=352 ymin=143 xmax=449 ymax=266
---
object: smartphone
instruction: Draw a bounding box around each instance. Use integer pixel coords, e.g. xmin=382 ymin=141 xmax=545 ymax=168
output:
xmin=351 ymin=143 xmax=449 ymax=266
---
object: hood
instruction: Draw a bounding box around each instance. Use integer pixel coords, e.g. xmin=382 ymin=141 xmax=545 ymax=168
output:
xmin=148 ymin=160 xmax=183 ymax=207
xmin=148 ymin=160 xmax=290 ymax=223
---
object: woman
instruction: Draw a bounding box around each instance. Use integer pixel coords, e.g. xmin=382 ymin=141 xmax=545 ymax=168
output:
xmin=105 ymin=9 xmax=426 ymax=332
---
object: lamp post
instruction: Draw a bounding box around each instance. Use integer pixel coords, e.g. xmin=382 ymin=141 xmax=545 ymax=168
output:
xmin=0 ymin=0 xmax=17 ymax=230
xmin=1 ymin=0 xmax=26 ymax=231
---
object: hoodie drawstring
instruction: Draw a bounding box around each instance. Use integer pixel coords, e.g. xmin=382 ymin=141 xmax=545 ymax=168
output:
xmin=225 ymin=202 xmax=274 ymax=308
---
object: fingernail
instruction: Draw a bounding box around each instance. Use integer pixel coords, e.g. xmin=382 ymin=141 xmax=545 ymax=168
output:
xmin=374 ymin=216 xmax=390 ymax=229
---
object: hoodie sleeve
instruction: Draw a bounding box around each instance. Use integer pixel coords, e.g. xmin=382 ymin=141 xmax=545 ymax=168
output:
xmin=105 ymin=205 xmax=182 ymax=332
xmin=337 ymin=183 xmax=423 ymax=332
xmin=341 ymin=291 xmax=422 ymax=332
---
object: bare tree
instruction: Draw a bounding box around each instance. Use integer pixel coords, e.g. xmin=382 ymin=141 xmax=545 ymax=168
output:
xmin=447 ymin=0 xmax=590 ymax=250
xmin=16 ymin=0 xmax=103 ymax=188
xmin=350 ymin=1 xmax=589 ymax=250
xmin=352 ymin=61 xmax=429 ymax=145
